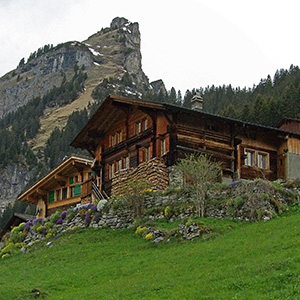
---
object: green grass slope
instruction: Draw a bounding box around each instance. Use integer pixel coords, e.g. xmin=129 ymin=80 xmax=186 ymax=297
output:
xmin=1 ymin=213 xmax=300 ymax=300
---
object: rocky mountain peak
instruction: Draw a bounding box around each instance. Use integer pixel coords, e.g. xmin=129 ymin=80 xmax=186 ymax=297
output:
xmin=0 ymin=17 xmax=150 ymax=118
xmin=110 ymin=17 xmax=131 ymax=30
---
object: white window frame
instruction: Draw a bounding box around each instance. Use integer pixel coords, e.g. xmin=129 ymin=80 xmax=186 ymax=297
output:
xmin=244 ymin=148 xmax=269 ymax=169
xmin=161 ymin=138 xmax=166 ymax=156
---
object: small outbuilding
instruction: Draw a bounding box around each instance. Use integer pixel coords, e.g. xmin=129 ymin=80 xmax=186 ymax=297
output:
xmin=18 ymin=156 xmax=93 ymax=218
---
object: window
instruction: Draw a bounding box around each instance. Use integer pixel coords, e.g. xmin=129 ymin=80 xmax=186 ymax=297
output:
xmin=111 ymin=134 xmax=116 ymax=146
xmin=125 ymin=156 xmax=130 ymax=169
xmin=110 ymin=131 xmax=122 ymax=147
xmin=244 ymin=149 xmax=255 ymax=166
xmin=145 ymin=146 xmax=150 ymax=161
xmin=116 ymin=159 xmax=122 ymax=172
xmin=135 ymin=118 xmax=148 ymax=135
xmin=141 ymin=146 xmax=151 ymax=163
xmin=142 ymin=118 xmax=148 ymax=131
xmin=135 ymin=121 xmax=142 ymax=134
xmin=117 ymin=131 xmax=122 ymax=143
xmin=70 ymin=186 xmax=75 ymax=198
xmin=161 ymin=138 xmax=166 ymax=156
xmin=62 ymin=187 xmax=68 ymax=200
xmin=108 ymin=163 xmax=115 ymax=179
xmin=257 ymin=152 xmax=268 ymax=169
xmin=56 ymin=189 xmax=61 ymax=201
xmin=244 ymin=148 xmax=269 ymax=169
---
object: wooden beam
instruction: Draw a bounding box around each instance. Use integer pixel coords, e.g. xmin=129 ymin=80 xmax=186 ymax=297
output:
xmin=35 ymin=188 xmax=47 ymax=196
xmin=26 ymin=195 xmax=36 ymax=204
xmin=54 ymin=175 xmax=67 ymax=185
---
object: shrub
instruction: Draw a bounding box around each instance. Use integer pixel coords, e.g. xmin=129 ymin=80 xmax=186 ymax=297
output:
xmin=1 ymin=242 xmax=23 ymax=257
xmin=46 ymin=229 xmax=53 ymax=239
xmin=18 ymin=223 xmax=26 ymax=231
xmin=135 ymin=226 xmax=148 ymax=236
xmin=32 ymin=218 xmax=43 ymax=226
xmin=145 ymin=233 xmax=153 ymax=240
xmin=36 ymin=225 xmax=46 ymax=235
xmin=93 ymin=212 xmax=101 ymax=223
xmin=50 ymin=211 xmax=61 ymax=224
xmin=9 ymin=230 xmax=25 ymax=244
xmin=125 ymin=178 xmax=152 ymax=218
xmin=44 ymin=221 xmax=54 ymax=230
xmin=233 ymin=196 xmax=246 ymax=209
xmin=164 ymin=206 xmax=173 ymax=219
xmin=175 ymin=154 xmax=221 ymax=217
xmin=66 ymin=209 xmax=76 ymax=222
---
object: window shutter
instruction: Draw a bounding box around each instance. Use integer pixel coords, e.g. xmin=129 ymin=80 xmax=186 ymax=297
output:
xmin=74 ymin=184 xmax=81 ymax=197
xmin=69 ymin=177 xmax=74 ymax=184
xmin=48 ymin=190 xmax=55 ymax=203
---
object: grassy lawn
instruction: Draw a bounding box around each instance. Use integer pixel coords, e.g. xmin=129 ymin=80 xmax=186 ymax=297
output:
xmin=1 ymin=213 xmax=300 ymax=299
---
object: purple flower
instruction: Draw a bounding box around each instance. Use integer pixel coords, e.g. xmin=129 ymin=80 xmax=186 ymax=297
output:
xmin=56 ymin=218 xmax=63 ymax=225
xmin=89 ymin=205 xmax=97 ymax=212
xmin=24 ymin=221 xmax=32 ymax=232
xmin=42 ymin=227 xmax=47 ymax=235
xmin=84 ymin=213 xmax=91 ymax=224
xmin=61 ymin=211 xmax=67 ymax=219
xmin=231 ymin=180 xmax=242 ymax=187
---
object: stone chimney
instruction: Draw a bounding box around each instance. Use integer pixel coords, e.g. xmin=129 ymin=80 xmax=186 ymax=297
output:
xmin=191 ymin=91 xmax=203 ymax=111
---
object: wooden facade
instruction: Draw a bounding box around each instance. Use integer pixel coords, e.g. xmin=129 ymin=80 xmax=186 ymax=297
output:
xmin=18 ymin=156 xmax=93 ymax=218
xmin=71 ymin=95 xmax=300 ymax=195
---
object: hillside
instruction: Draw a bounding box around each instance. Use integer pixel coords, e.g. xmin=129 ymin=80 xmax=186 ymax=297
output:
xmin=1 ymin=211 xmax=300 ymax=299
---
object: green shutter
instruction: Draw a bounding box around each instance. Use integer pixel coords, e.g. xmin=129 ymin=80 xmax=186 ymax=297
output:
xmin=48 ymin=190 xmax=55 ymax=203
xmin=74 ymin=184 xmax=81 ymax=197
xmin=69 ymin=177 xmax=74 ymax=184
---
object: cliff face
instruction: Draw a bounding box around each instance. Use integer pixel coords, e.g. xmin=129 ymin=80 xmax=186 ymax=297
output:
xmin=0 ymin=17 xmax=164 ymax=212
xmin=0 ymin=44 xmax=93 ymax=118
xmin=0 ymin=17 xmax=150 ymax=118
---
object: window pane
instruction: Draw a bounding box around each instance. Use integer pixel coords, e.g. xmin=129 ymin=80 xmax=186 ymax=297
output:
xmin=244 ymin=150 xmax=254 ymax=166
xmin=257 ymin=153 xmax=267 ymax=169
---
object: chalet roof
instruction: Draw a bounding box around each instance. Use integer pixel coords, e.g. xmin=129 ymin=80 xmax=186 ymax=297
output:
xmin=71 ymin=95 xmax=166 ymax=150
xmin=18 ymin=156 xmax=93 ymax=205
xmin=71 ymin=94 xmax=300 ymax=150
xmin=276 ymin=117 xmax=300 ymax=128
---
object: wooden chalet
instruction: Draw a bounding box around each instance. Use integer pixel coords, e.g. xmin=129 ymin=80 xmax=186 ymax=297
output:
xmin=71 ymin=94 xmax=300 ymax=196
xmin=277 ymin=118 xmax=300 ymax=134
xmin=18 ymin=156 xmax=93 ymax=218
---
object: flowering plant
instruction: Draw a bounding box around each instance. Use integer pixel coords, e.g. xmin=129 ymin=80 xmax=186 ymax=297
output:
xmin=145 ymin=233 xmax=153 ymax=240
xmin=84 ymin=213 xmax=91 ymax=224
xmin=61 ymin=211 xmax=67 ymax=219
xmin=135 ymin=226 xmax=148 ymax=236
xmin=56 ymin=218 xmax=63 ymax=225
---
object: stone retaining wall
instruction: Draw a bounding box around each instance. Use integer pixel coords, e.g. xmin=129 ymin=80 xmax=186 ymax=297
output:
xmin=111 ymin=157 xmax=169 ymax=196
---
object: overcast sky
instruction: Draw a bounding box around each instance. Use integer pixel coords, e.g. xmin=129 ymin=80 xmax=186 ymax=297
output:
xmin=1 ymin=0 xmax=300 ymax=93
